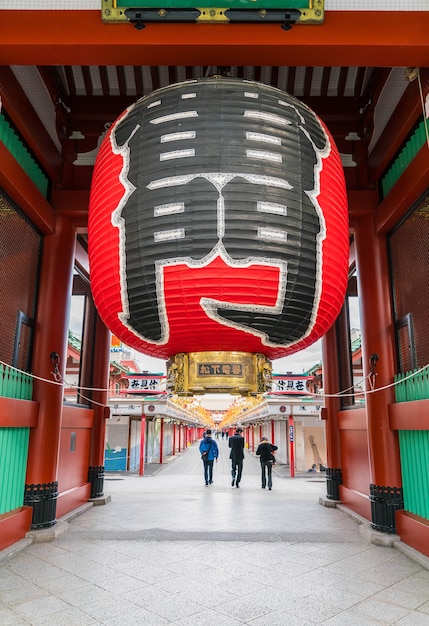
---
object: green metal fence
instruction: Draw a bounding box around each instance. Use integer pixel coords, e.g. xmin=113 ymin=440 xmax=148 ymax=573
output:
xmin=381 ymin=120 xmax=427 ymax=199
xmin=0 ymin=112 xmax=49 ymax=198
xmin=394 ymin=366 xmax=429 ymax=402
xmin=0 ymin=363 xmax=33 ymax=400
xmin=0 ymin=364 xmax=33 ymax=515
xmin=398 ymin=429 xmax=429 ymax=520
xmin=0 ymin=427 xmax=30 ymax=515
xmin=395 ymin=366 xmax=429 ymax=520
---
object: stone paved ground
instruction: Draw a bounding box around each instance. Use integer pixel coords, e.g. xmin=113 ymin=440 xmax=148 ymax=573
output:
xmin=2 ymin=439 xmax=429 ymax=625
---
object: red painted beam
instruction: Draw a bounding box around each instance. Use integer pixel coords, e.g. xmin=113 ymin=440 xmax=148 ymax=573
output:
xmin=0 ymin=507 xmax=33 ymax=552
xmin=389 ymin=399 xmax=429 ymax=431
xmin=0 ymin=397 xmax=38 ymax=428
xmin=0 ymin=142 xmax=55 ymax=234
xmin=0 ymin=11 xmax=429 ymax=67
xmin=396 ymin=511 xmax=429 ymax=559
xmin=375 ymin=145 xmax=429 ymax=235
xmin=339 ymin=485 xmax=371 ymax=521
xmin=56 ymin=484 xmax=91 ymax=519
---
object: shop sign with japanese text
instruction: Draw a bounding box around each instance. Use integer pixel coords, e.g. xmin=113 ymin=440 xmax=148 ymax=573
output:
xmin=123 ymin=374 xmax=166 ymax=394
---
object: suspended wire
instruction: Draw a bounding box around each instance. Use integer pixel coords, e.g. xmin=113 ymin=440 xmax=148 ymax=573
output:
xmin=2 ymin=359 xmax=429 ymax=403
xmin=0 ymin=359 xmax=162 ymax=396
xmin=323 ymin=362 xmax=429 ymax=398
xmin=364 ymin=361 xmax=429 ymax=395
xmin=0 ymin=359 xmax=167 ymax=406
xmin=70 ymin=389 xmax=109 ymax=409
xmin=0 ymin=359 xmax=63 ymax=387
xmin=305 ymin=375 xmax=368 ymax=399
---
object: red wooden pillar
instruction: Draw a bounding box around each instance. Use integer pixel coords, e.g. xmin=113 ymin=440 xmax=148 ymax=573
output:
xmin=322 ymin=323 xmax=343 ymax=500
xmin=26 ymin=215 xmax=75 ymax=528
xmin=271 ymin=419 xmax=275 ymax=445
xmin=289 ymin=415 xmax=295 ymax=478
xmin=173 ymin=423 xmax=176 ymax=455
xmin=159 ymin=419 xmax=164 ymax=464
xmin=139 ymin=416 xmax=146 ymax=476
xmin=251 ymin=426 xmax=254 ymax=452
xmin=88 ymin=314 xmax=110 ymax=498
xmin=354 ymin=213 xmax=402 ymax=532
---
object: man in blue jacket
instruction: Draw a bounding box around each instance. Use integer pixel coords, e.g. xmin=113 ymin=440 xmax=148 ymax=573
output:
xmin=199 ymin=429 xmax=219 ymax=486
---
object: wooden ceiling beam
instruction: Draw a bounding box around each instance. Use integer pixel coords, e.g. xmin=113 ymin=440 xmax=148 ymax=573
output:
xmin=0 ymin=67 xmax=63 ymax=181
xmin=368 ymin=68 xmax=429 ymax=182
xmin=1 ymin=11 xmax=429 ymax=67
xmin=0 ymin=143 xmax=55 ymax=234
xmin=302 ymin=96 xmax=361 ymax=117
xmin=66 ymin=92 xmax=363 ymax=115
xmin=65 ymin=92 xmax=363 ymax=140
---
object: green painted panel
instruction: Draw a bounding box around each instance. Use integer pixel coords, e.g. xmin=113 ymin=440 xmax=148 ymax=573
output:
xmin=395 ymin=366 xmax=429 ymax=403
xmin=394 ymin=372 xmax=406 ymax=403
xmin=399 ymin=430 xmax=429 ymax=521
xmin=0 ymin=427 xmax=30 ymax=515
xmin=381 ymin=120 xmax=427 ymax=199
xmin=0 ymin=114 xmax=49 ymax=198
xmin=0 ymin=364 xmax=33 ymax=400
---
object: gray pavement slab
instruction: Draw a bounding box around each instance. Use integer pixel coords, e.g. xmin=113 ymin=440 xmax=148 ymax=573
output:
xmin=2 ymin=439 xmax=429 ymax=624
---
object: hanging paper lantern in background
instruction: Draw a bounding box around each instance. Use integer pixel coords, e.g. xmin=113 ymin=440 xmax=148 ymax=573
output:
xmin=88 ymin=77 xmax=348 ymax=371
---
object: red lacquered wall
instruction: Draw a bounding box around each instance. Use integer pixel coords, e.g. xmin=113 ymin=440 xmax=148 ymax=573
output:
xmin=56 ymin=405 xmax=93 ymax=518
xmin=339 ymin=408 xmax=371 ymax=520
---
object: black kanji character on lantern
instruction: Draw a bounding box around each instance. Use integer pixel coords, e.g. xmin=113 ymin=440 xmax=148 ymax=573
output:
xmin=111 ymin=78 xmax=329 ymax=347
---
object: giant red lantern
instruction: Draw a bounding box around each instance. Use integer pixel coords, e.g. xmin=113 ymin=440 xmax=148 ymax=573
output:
xmin=88 ymin=77 xmax=348 ymax=366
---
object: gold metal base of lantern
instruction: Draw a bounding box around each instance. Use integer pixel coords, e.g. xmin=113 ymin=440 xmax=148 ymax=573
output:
xmin=166 ymin=351 xmax=272 ymax=396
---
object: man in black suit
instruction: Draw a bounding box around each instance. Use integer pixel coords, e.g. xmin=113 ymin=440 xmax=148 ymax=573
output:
xmin=229 ymin=427 xmax=245 ymax=488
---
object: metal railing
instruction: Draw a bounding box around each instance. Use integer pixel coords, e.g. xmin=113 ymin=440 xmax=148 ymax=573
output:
xmin=0 ymin=363 xmax=33 ymax=400
xmin=395 ymin=365 xmax=429 ymax=521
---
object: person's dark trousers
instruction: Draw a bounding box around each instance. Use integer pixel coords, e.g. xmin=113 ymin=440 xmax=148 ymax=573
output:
xmin=204 ymin=460 xmax=214 ymax=484
xmin=231 ymin=459 xmax=243 ymax=486
xmin=261 ymin=461 xmax=273 ymax=489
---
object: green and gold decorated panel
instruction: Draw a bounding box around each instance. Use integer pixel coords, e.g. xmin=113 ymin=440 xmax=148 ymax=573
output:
xmin=167 ymin=351 xmax=272 ymax=395
xmin=101 ymin=0 xmax=324 ymax=24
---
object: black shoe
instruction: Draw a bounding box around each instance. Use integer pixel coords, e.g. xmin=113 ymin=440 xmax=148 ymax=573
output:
xmin=261 ymin=486 xmax=265 ymax=489
xmin=236 ymin=483 xmax=240 ymax=488
xmin=269 ymin=487 xmax=272 ymax=490
xmin=231 ymin=479 xmax=235 ymax=487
